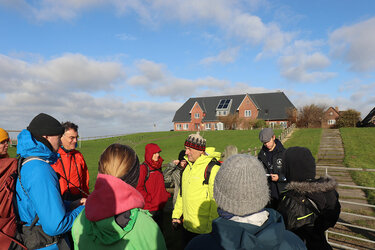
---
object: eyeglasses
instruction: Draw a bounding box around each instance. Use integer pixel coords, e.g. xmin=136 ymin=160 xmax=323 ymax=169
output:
xmin=0 ymin=139 xmax=10 ymax=145
xmin=68 ymin=136 xmax=79 ymax=141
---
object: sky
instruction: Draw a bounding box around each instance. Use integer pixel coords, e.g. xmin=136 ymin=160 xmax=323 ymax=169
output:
xmin=0 ymin=0 xmax=374 ymax=138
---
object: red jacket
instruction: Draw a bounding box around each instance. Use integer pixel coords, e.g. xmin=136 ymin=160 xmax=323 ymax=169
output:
xmin=136 ymin=143 xmax=170 ymax=211
xmin=51 ymin=147 xmax=90 ymax=200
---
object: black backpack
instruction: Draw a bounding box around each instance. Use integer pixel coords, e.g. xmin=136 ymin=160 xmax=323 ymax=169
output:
xmin=277 ymin=191 xmax=320 ymax=231
xmin=179 ymin=158 xmax=221 ymax=196
xmin=142 ymin=162 xmax=162 ymax=194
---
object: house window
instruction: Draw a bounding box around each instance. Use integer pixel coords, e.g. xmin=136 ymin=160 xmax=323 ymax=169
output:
xmin=328 ymin=119 xmax=336 ymax=125
xmin=244 ymin=110 xmax=251 ymax=117
xmin=329 ymin=112 xmax=333 ymax=116
xmin=269 ymin=122 xmax=276 ymax=128
xmin=280 ymin=121 xmax=287 ymax=128
xmin=194 ymin=113 xmax=200 ymax=118
xmin=176 ymin=124 xmax=182 ymax=130
xmin=205 ymin=123 xmax=211 ymax=130
xmin=217 ymin=99 xmax=231 ymax=109
xmin=183 ymin=124 xmax=189 ymax=130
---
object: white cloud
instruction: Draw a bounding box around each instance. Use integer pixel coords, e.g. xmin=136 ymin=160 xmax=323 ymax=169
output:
xmin=0 ymin=54 xmax=125 ymax=93
xmin=200 ymin=47 xmax=240 ymax=65
xmin=1 ymin=0 xmax=292 ymax=55
xmin=278 ymin=40 xmax=336 ymax=82
xmin=329 ymin=17 xmax=375 ymax=72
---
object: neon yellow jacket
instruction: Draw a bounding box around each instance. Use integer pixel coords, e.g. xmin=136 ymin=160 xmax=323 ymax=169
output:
xmin=172 ymin=147 xmax=221 ymax=234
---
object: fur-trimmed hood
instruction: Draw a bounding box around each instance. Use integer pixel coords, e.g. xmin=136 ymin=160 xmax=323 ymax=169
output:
xmin=285 ymin=176 xmax=338 ymax=195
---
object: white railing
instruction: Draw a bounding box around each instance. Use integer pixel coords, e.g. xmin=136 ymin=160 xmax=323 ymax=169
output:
xmin=317 ymin=165 xmax=375 ymax=249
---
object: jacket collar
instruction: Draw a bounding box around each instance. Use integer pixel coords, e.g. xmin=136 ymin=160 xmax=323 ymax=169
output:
xmin=85 ymin=173 xmax=145 ymax=221
xmin=285 ymin=176 xmax=338 ymax=194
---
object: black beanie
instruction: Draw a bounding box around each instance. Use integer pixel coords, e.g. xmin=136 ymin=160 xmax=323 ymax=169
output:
xmin=178 ymin=150 xmax=186 ymax=162
xmin=27 ymin=113 xmax=64 ymax=137
xmin=283 ymin=146 xmax=316 ymax=182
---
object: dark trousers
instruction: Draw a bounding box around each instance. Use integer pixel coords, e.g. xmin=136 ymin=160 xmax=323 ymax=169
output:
xmin=150 ymin=209 xmax=164 ymax=232
xmin=182 ymin=228 xmax=199 ymax=248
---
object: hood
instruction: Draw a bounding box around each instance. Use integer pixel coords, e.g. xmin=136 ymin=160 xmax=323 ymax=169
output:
xmin=85 ymin=173 xmax=145 ymax=221
xmin=185 ymin=147 xmax=221 ymax=166
xmin=211 ymin=208 xmax=291 ymax=249
xmin=144 ymin=143 xmax=163 ymax=169
xmin=285 ymin=176 xmax=338 ymax=195
xmin=204 ymin=147 xmax=221 ymax=160
xmin=261 ymin=138 xmax=284 ymax=153
xmin=16 ymin=129 xmax=58 ymax=164
xmin=81 ymin=208 xmax=140 ymax=246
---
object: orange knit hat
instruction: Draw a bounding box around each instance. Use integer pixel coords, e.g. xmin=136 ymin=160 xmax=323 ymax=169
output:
xmin=0 ymin=128 xmax=9 ymax=142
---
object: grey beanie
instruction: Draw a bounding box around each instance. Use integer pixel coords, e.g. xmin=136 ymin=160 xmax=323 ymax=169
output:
xmin=214 ymin=154 xmax=270 ymax=216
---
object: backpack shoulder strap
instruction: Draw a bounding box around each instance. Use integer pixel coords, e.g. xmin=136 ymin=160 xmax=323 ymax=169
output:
xmin=203 ymin=158 xmax=221 ymax=185
xmin=142 ymin=162 xmax=150 ymax=194
xmin=17 ymin=156 xmax=48 ymax=198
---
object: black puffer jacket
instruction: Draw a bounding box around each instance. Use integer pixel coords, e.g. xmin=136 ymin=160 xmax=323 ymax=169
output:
xmin=277 ymin=176 xmax=341 ymax=250
xmin=258 ymin=139 xmax=287 ymax=199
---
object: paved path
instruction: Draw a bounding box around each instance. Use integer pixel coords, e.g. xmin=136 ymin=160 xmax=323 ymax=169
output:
xmin=316 ymin=129 xmax=375 ymax=249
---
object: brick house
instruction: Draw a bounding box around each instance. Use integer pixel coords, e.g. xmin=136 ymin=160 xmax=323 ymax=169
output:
xmin=322 ymin=107 xmax=340 ymax=128
xmin=172 ymin=92 xmax=296 ymax=131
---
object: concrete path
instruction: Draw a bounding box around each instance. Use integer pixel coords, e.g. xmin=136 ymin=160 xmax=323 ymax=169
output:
xmin=316 ymin=129 xmax=375 ymax=249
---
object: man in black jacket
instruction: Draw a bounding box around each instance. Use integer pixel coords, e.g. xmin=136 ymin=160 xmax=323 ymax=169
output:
xmin=257 ymin=128 xmax=287 ymax=208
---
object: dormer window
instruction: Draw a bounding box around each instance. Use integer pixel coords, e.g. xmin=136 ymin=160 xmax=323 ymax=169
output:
xmin=216 ymin=99 xmax=232 ymax=116
xmin=217 ymin=99 xmax=231 ymax=109
xmin=194 ymin=113 xmax=200 ymax=118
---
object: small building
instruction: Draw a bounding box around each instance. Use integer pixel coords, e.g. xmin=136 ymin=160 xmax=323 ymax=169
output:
xmin=172 ymin=92 xmax=295 ymax=131
xmin=322 ymin=107 xmax=340 ymax=128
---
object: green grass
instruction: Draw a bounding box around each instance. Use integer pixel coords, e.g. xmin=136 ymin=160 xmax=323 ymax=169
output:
xmin=340 ymin=127 xmax=375 ymax=205
xmin=283 ymin=128 xmax=322 ymax=159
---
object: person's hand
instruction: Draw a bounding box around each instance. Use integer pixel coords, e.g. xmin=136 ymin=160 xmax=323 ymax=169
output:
xmin=271 ymin=174 xmax=279 ymax=182
xmin=172 ymin=218 xmax=181 ymax=224
xmin=70 ymin=198 xmax=87 ymax=210
xmin=173 ymin=160 xmax=180 ymax=165
xmin=172 ymin=218 xmax=181 ymax=230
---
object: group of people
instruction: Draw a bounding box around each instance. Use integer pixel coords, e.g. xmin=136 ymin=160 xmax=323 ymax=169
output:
xmin=0 ymin=113 xmax=341 ymax=250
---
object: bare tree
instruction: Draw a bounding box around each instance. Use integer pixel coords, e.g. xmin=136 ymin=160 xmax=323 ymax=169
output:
xmin=218 ymin=114 xmax=238 ymax=130
xmin=337 ymin=109 xmax=361 ymax=127
xmin=297 ymin=104 xmax=326 ymax=128
xmin=286 ymin=107 xmax=297 ymax=125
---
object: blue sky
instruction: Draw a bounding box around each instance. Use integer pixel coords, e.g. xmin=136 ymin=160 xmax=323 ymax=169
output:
xmin=0 ymin=0 xmax=374 ymax=137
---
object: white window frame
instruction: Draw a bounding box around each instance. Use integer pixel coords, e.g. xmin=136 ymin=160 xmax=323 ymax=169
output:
xmin=194 ymin=113 xmax=200 ymax=118
xmin=205 ymin=123 xmax=211 ymax=130
xmin=244 ymin=110 xmax=251 ymax=117
xmin=183 ymin=124 xmax=189 ymax=130
xmin=176 ymin=124 xmax=182 ymax=130
xmin=328 ymin=119 xmax=336 ymax=125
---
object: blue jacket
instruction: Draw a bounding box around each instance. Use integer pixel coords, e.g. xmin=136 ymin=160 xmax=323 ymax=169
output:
xmin=16 ymin=129 xmax=84 ymax=250
xmin=186 ymin=208 xmax=306 ymax=250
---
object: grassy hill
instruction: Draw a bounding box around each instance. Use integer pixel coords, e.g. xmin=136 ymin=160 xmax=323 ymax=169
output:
xmin=340 ymin=127 xmax=375 ymax=204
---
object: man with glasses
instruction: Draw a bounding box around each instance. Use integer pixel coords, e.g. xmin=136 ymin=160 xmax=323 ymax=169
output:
xmin=51 ymin=122 xmax=90 ymax=201
xmin=0 ymin=128 xmax=10 ymax=158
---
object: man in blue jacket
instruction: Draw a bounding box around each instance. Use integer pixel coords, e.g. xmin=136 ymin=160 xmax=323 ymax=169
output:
xmin=15 ymin=113 xmax=85 ymax=250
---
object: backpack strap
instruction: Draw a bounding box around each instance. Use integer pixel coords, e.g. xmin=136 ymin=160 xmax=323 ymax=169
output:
xmin=142 ymin=162 xmax=150 ymax=194
xmin=17 ymin=156 xmax=48 ymax=226
xmin=202 ymin=158 xmax=221 ymax=185
xmin=17 ymin=157 xmax=48 ymax=198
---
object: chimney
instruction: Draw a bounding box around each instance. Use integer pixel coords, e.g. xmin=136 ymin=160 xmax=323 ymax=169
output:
xmin=335 ymin=106 xmax=339 ymax=112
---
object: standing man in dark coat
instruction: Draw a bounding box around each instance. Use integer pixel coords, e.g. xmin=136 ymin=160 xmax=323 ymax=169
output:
xmin=257 ymin=128 xmax=287 ymax=208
